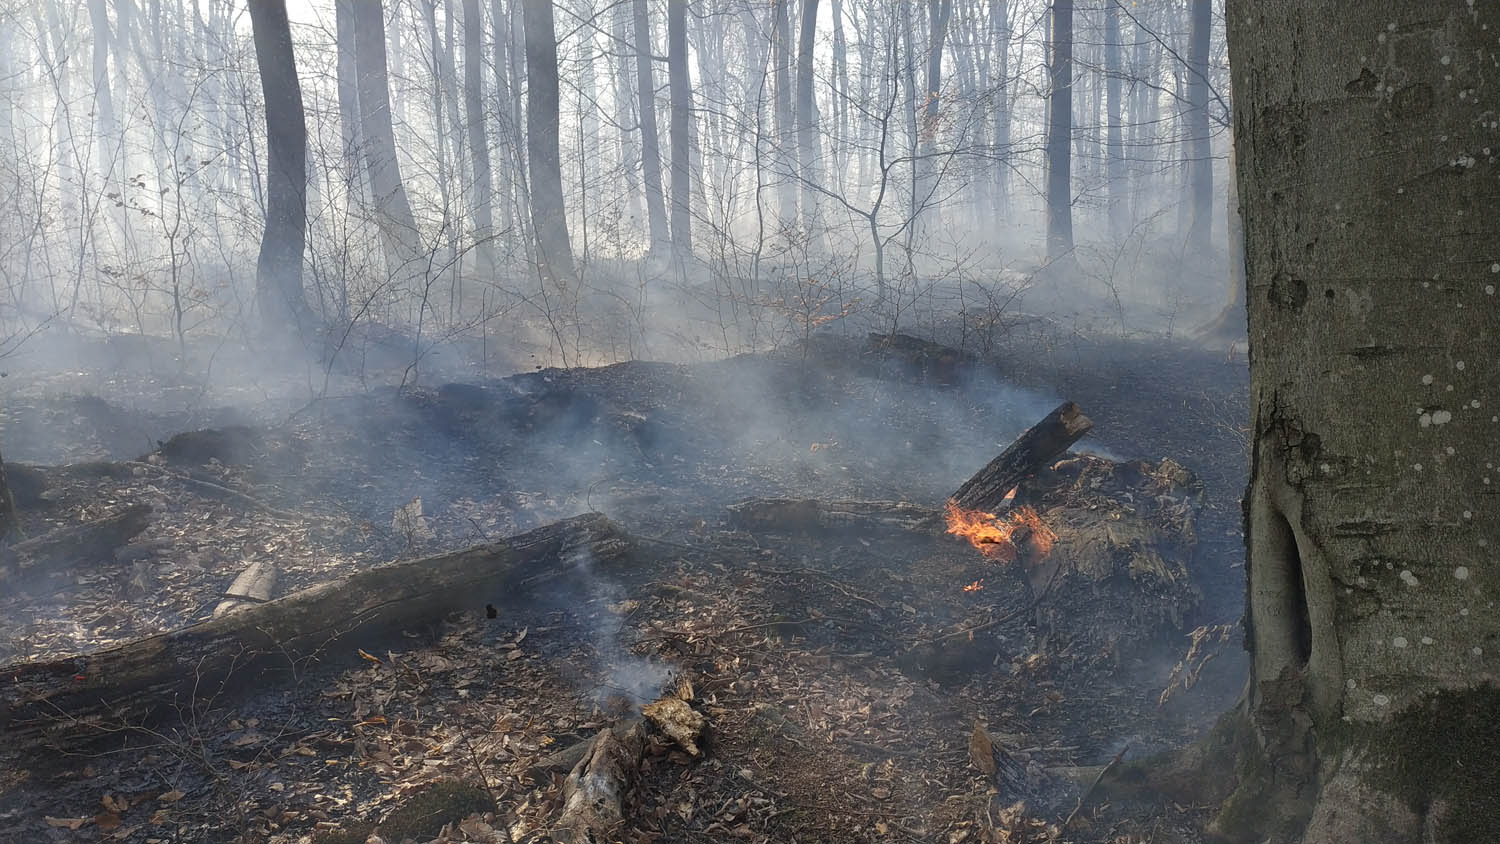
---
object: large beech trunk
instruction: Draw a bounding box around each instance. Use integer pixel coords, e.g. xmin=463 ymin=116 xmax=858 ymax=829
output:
xmin=0 ymin=514 xmax=632 ymax=750
xmin=1138 ymin=4 xmax=1500 ymax=843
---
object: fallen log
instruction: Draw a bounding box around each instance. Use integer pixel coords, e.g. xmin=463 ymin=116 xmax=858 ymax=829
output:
xmin=949 ymin=401 xmax=1093 ymax=512
xmin=0 ymin=503 xmax=152 ymax=585
xmin=551 ymin=721 xmax=646 ymax=844
xmin=212 ymin=561 xmax=278 ymax=618
xmin=0 ymin=513 xmax=632 ymax=750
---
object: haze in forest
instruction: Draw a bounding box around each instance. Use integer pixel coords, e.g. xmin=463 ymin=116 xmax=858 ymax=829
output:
xmin=0 ymin=0 xmax=1232 ymax=412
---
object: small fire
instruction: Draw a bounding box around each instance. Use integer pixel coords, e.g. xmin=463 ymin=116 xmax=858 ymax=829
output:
xmin=944 ymin=500 xmax=1057 ymax=561
xmin=963 ymin=579 xmax=985 ymax=593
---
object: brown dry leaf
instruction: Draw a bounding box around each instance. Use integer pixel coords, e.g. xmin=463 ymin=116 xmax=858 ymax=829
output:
xmin=45 ymin=817 xmax=90 ymax=830
xmin=969 ymin=722 xmax=997 ymax=776
xmin=506 ymin=649 xmax=524 ymax=661
xmin=157 ymin=790 xmax=185 ymax=804
xmin=95 ymin=812 xmax=122 ymax=831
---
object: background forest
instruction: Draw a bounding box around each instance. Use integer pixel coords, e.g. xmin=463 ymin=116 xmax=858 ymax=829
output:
xmin=0 ymin=0 xmax=1232 ymax=380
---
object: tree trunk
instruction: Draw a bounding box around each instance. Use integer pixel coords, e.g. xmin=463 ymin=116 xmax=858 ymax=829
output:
xmin=1102 ymin=0 xmax=1125 ymax=240
xmin=794 ymin=0 xmax=821 ymax=250
xmin=334 ymin=0 xmax=365 ymax=200
xmin=462 ymin=0 xmax=495 ymax=272
xmin=248 ymin=0 xmax=310 ymax=332
xmin=1163 ymin=4 xmax=1500 ymax=842
xmin=489 ymin=0 xmax=516 ymax=239
xmin=352 ymin=0 xmax=423 ymax=280
xmin=989 ymin=0 xmax=1010 ymax=218
xmin=631 ymin=0 xmax=669 ymax=253
xmin=829 ymin=0 xmax=848 ymax=179
xmin=771 ymin=0 xmax=797 ymax=229
xmin=521 ymin=0 xmax=576 ymax=286
xmin=667 ymin=0 xmax=692 ymax=257
xmin=610 ymin=0 xmax=642 ymax=230
xmin=916 ymin=0 xmax=952 ymax=243
xmin=1184 ymin=0 xmax=1212 ymax=252
xmin=1044 ymin=0 xmax=1073 ymax=258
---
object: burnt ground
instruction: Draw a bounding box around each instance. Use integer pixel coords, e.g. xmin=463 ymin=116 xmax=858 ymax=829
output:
xmin=0 ymin=328 xmax=1249 ymax=844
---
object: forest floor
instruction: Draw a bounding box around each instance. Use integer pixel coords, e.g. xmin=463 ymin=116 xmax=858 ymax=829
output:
xmin=0 ymin=325 xmax=1250 ymax=844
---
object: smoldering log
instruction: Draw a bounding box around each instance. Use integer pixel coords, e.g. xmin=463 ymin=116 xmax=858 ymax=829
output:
xmin=0 ymin=503 xmax=152 ymax=584
xmin=0 ymin=513 xmax=632 ymax=749
xmin=212 ymin=561 xmax=279 ymax=618
xmin=551 ymin=721 xmax=646 ymax=844
xmin=949 ymin=401 xmax=1094 ymax=512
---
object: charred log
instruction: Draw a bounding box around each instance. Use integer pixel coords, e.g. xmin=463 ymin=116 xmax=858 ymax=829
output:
xmin=0 ymin=503 xmax=152 ymax=586
xmin=551 ymin=721 xmax=646 ymax=844
xmin=0 ymin=513 xmax=632 ymax=750
xmin=150 ymin=425 xmax=263 ymax=466
xmin=949 ymin=401 xmax=1093 ymax=512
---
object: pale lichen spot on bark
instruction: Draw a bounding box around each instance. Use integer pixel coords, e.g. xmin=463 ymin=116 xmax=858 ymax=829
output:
xmin=1454 ymin=566 xmax=1470 ymax=580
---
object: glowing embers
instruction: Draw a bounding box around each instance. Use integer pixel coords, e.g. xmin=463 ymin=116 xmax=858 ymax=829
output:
xmin=943 ymin=498 xmax=1056 ymax=561
xmin=962 ymin=579 xmax=985 ymax=593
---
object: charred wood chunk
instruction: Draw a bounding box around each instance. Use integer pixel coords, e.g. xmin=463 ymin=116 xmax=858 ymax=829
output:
xmin=950 ymin=401 xmax=1094 ymax=513
xmin=866 ymin=332 xmax=978 ymax=386
xmin=152 ymin=426 xmax=262 ymax=466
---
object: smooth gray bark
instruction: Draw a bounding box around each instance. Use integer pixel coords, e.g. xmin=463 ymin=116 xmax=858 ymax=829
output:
xmin=1151 ymin=4 xmax=1500 ymax=842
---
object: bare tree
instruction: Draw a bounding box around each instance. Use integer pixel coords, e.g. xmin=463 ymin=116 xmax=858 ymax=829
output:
xmin=462 ymin=0 xmax=495 ymax=272
xmin=521 ymin=0 xmax=576 ymax=285
xmin=334 ymin=0 xmax=364 ymax=197
xmin=1184 ymin=0 xmax=1213 ymax=251
xmin=353 ymin=0 xmax=423 ymax=278
xmin=794 ymin=0 xmax=821 ymax=249
xmin=771 ymin=0 xmax=796 ymax=228
xmin=1044 ymin=0 xmax=1073 ymax=258
xmin=667 ymin=0 xmax=692 ymax=256
xmin=247 ymin=0 xmax=309 ymax=332
xmin=632 ymin=0 xmax=668 ymax=252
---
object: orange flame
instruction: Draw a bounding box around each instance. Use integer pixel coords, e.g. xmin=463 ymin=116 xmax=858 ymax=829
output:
xmin=944 ymin=501 xmax=1056 ymax=560
xmin=963 ymin=579 xmax=985 ymax=593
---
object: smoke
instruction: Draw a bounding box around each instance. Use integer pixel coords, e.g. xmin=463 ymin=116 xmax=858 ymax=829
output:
xmin=563 ymin=544 xmax=670 ymax=707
